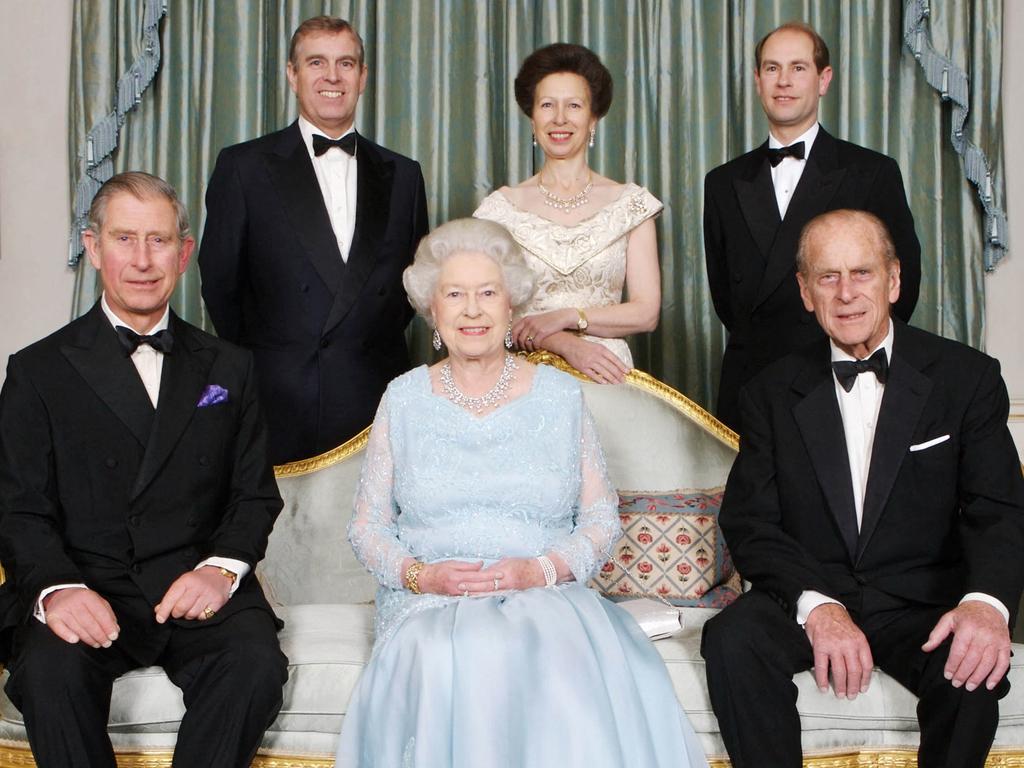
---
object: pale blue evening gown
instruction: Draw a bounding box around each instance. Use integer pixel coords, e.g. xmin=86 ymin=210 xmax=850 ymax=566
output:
xmin=336 ymin=364 xmax=708 ymax=768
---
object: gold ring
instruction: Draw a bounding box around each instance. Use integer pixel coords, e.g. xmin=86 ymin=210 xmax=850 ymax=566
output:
xmin=526 ymin=336 xmax=534 ymax=343
xmin=202 ymin=606 xmax=216 ymax=620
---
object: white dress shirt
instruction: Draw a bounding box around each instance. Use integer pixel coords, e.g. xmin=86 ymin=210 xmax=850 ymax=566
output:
xmin=769 ymin=122 xmax=819 ymax=219
xmin=299 ymin=115 xmax=358 ymax=262
xmin=34 ymin=298 xmax=248 ymax=623
xmin=796 ymin=319 xmax=1008 ymax=626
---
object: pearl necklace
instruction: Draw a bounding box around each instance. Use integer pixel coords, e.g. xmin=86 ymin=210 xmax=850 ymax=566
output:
xmin=538 ymin=174 xmax=593 ymax=212
xmin=441 ymin=354 xmax=518 ymax=413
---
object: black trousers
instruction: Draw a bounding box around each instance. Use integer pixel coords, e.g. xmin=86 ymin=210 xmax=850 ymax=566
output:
xmin=5 ymin=607 xmax=288 ymax=768
xmin=701 ymin=590 xmax=1008 ymax=768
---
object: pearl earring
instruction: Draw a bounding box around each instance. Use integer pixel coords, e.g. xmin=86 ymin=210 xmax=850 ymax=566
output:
xmin=589 ymin=126 xmax=595 ymax=148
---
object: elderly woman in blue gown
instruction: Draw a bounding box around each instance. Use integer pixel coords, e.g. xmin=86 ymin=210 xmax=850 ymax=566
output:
xmin=336 ymin=218 xmax=708 ymax=767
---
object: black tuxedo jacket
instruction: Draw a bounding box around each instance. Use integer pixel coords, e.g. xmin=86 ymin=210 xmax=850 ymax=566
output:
xmin=721 ymin=321 xmax=1024 ymax=625
xmin=199 ymin=123 xmax=429 ymax=464
xmin=704 ymin=128 xmax=921 ymax=431
xmin=0 ymin=306 xmax=282 ymax=663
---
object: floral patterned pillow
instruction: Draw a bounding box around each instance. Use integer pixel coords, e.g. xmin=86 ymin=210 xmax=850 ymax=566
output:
xmin=590 ymin=489 xmax=741 ymax=608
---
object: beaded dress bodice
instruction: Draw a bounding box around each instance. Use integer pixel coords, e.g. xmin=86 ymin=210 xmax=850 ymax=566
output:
xmin=474 ymin=183 xmax=663 ymax=366
xmin=347 ymin=364 xmax=621 ymax=645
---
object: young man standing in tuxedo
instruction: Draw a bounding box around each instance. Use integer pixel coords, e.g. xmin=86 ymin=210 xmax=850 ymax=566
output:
xmin=703 ymin=22 xmax=921 ymax=433
xmin=0 ymin=172 xmax=287 ymax=767
xmin=701 ymin=209 xmax=1024 ymax=767
xmin=199 ymin=15 xmax=429 ymax=465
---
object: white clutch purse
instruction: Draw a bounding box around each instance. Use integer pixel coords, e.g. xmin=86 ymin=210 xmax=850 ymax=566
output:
xmin=617 ymin=598 xmax=684 ymax=641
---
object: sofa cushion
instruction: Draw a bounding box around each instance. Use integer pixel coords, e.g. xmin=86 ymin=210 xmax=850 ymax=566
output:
xmin=591 ymin=490 xmax=741 ymax=608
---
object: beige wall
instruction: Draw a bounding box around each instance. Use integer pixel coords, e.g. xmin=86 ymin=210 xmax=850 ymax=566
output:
xmin=0 ymin=1 xmax=75 ymax=364
xmin=991 ymin=1 xmax=1024 ymax=457
xmin=0 ymin=2 xmax=1021 ymax=459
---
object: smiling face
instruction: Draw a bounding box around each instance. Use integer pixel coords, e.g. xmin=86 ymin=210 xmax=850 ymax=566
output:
xmin=83 ymin=192 xmax=193 ymax=333
xmin=431 ymin=251 xmax=512 ymax=363
xmin=755 ymin=28 xmax=833 ymax=142
xmin=530 ymin=72 xmax=597 ymax=161
xmin=287 ymin=30 xmax=367 ymax=137
xmin=797 ymin=215 xmax=900 ymax=359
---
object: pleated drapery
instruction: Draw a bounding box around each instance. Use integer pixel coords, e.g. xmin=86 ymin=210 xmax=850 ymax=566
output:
xmin=69 ymin=0 xmax=1003 ymax=412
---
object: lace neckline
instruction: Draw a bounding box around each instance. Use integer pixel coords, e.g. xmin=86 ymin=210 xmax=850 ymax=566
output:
xmin=420 ymin=362 xmax=542 ymax=420
xmin=493 ymin=183 xmax=640 ymax=230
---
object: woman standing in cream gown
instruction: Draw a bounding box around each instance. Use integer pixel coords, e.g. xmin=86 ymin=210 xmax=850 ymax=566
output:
xmin=475 ymin=43 xmax=662 ymax=384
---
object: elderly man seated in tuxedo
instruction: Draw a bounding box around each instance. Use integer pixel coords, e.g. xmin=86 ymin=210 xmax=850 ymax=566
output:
xmin=701 ymin=209 xmax=1024 ymax=768
xmin=0 ymin=172 xmax=288 ymax=768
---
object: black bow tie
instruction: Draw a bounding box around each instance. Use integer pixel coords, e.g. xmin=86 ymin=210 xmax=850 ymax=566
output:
xmin=116 ymin=326 xmax=174 ymax=356
xmin=765 ymin=141 xmax=806 ymax=167
xmin=312 ymin=132 xmax=357 ymax=157
xmin=832 ymin=348 xmax=888 ymax=392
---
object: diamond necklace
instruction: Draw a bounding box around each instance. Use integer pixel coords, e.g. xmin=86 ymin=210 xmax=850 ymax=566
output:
xmin=538 ymin=173 xmax=593 ymax=212
xmin=441 ymin=354 xmax=519 ymax=413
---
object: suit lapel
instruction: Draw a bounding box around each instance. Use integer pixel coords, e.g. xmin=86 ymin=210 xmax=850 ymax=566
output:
xmin=322 ymin=134 xmax=394 ymax=334
xmin=792 ymin=347 xmax=859 ymax=561
xmin=855 ymin=323 xmax=932 ymax=561
xmin=264 ymin=122 xmax=345 ymax=296
xmin=61 ymin=305 xmax=154 ymax=447
xmin=131 ymin=315 xmax=215 ymax=500
xmin=754 ymin=129 xmax=847 ymax=308
xmin=733 ymin=144 xmax=779 ymax=264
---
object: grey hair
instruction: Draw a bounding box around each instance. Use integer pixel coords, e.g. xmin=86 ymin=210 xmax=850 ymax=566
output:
xmin=796 ymin=209 xmax=897 ymax=275
xmin=403 ymin=218 xmax=537 ymax=322
xmin=87 ymin=171 xmax=190 ymax=241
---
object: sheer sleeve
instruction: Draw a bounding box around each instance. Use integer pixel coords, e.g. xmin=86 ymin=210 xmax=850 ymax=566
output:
xmin=549 ymin=396 xmax=622 ymax=583
xmin=346 ymin=391 xmax=413 ymax=589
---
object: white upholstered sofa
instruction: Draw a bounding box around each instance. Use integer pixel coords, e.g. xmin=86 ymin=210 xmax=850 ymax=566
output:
xmin=0 ymin=354 xmax=1022 ymax=767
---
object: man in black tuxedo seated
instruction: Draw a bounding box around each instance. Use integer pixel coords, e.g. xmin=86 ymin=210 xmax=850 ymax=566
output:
xmin=701 ymin=209 xmax=1024 ymax=768
xmin=0 ymin=172 xmax=288 ymax=767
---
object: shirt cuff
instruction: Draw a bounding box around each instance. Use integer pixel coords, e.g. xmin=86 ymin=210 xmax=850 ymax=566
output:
xmin=796 ymin=590 xmax=844 ymax=626
xmin=195 ymin=557 xmax=250 ymax=597
xmin=35 ymin=583 xmax=88 ymax=624
xmin=960 ymin=592 xmax=1010 ymax=625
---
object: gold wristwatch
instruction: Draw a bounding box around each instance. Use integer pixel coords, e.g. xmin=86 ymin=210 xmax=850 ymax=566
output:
xmin=218 ymin=567 xmax=238 ymax=585
xmin=575 ymin=308 xmax=589 ymax=332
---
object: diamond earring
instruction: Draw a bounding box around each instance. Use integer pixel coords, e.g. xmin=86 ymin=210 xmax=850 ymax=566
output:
xmin=532 ymin=133 xmax=537 ymax=147
xmin=589 ymin=126 xmax=595 ymax=148
xmin=504 ymin=323 xmax=513 ymax=350
xmin=432 ymin=329 xmax=443 ymax=351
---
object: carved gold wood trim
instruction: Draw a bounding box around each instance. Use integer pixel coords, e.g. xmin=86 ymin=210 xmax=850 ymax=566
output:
xmin=0 ymin=743 xmax=1021 ymax=768
xmin=273 ymin=428 xmax=370 ymax=479
xmin=0 ymin=743 xmax=336 ymax=768
xmin=526 ymin=351 xmax=740 ymax=451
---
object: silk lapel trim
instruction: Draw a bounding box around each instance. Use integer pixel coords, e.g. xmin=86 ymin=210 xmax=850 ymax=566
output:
xmin=265 ymin=124 xmax=344 ymax=296
xmin=855 ymin=333 xmax=932 ymax=562
xmin=61 ymin=306 xmax=154 ymax=447
xmin=323 ymin=135 xmax=394 ymax=334
xmin=793 ymin=358 xmax=860 ymax=562
xmin=753 ymin=132 xmax=846 ymax=309
xmin=131 ymin=317 xmax=214 ymax=501
xmin=733 ymin=148 xmax=779 ymax=265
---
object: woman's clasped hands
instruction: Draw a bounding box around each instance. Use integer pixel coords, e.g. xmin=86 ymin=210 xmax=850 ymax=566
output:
xmin=408 ymin=558 xmax=551 ymax=596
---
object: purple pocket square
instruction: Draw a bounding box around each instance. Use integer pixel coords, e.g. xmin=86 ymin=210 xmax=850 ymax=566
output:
xmin=197 ymin=384 xmax=229 ymax=408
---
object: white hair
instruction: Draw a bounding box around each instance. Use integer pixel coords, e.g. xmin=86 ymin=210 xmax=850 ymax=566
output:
xmin=403 ymin=218 xmax=537 ymax=322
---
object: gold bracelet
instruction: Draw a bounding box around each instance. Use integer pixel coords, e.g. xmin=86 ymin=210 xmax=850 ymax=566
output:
xmin=405 ymin=561 xmax=426 ymax=594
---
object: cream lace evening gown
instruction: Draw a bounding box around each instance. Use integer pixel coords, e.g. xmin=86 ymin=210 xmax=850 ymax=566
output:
xmin=473 ymin=183 xmax=663 ymax=367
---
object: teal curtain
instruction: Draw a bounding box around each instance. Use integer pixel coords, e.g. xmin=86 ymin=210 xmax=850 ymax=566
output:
xmin=69 ymin=0 xmax=1003 ymax=411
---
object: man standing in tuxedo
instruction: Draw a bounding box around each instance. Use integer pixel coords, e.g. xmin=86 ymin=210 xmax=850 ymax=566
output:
xmin=701 ymin=209 xmax=1024 ymax=767
xmin=199 ymin=15 xmax=429 ymax=464
xmin=704 ymin=21 xmax=921 ymax=432
xmin=0 ymin=172 xmax=288 ymax=767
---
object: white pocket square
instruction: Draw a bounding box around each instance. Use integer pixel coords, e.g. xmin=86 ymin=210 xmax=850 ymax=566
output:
xmin=909 ymin=434 xmax=950 ymax=452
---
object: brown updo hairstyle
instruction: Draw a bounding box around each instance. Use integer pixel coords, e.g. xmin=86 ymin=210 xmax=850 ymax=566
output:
xmin=513 ymin=43 xmax=613 ymax=119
